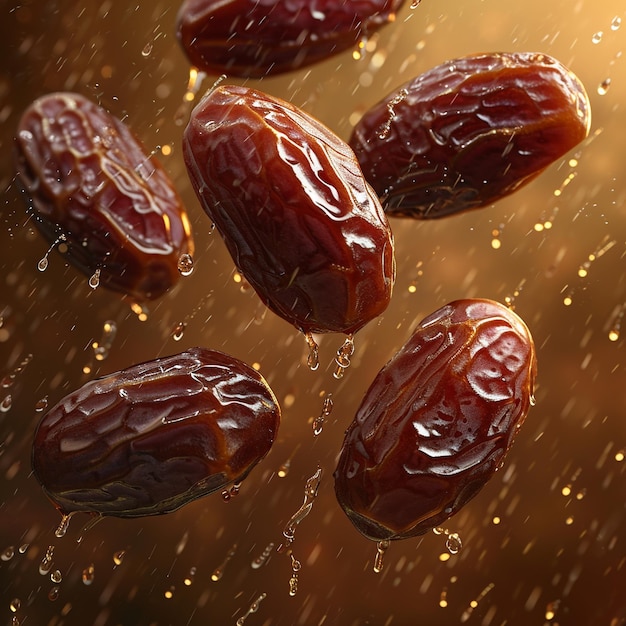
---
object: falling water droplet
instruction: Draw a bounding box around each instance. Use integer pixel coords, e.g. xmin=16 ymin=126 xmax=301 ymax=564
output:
xmin=55 ymin=513 xmax=73 ymax=538
xmin=177 ymin=253 xmax=194 ymax=276
xmin=373 ymin=540 xmax=390 ymax=573
xmin=0 ymin=394 xmax=12 ymax=413
xmin=39 ymin=546 xmax=55 ymax=576
xmin=597 ymin=77 xmax=611 ymax=95
xmin=333 ymin=335 xmax=354 ymax=379
xmin=592 ymin=31 xmax=603 ymax=44
xmin=313 ymin=393 xmax=334 ymax=437
xmin=611 ymin=16 xmax=621 ymax=31
xmin=183 ymin=566 xmax=197 ymax=586
xmin=446 ymin=532 xmax=463 ymax=555
xmin=1 ymin=546 xmax=15 ymax=562
xmin=37 ymin=256 xmax=49 ymax=272
xmin=304 ymin=332 xmax=319 ymax=371
xmin=113 ymin=550 xmax=126 ymax=567
xmin=211 ymin=544 xmax=237 ymax=581
xmin=141 ymin=42 xmax=153 ymax=57
xmin=82 ymin=564 xmax=96 ymax=585
xmin=237 ymin=592 xmax=268 ymax=625
xmin=251 ymin=542 xmax=275 ymax=570
xmin=172 ymin=321 xmax=186 ymax=342
xmin=411 ymin=0 xmax=422 ymax=7
xmin=9 ymin=598 xmax=21 ymax=613
xmin=50 ymin=569 xmax=63 ymax=584
xmin=288 ymin=554 xmax=301 ymax=596
xmin=277 ymin=459 xmax=290 ymax=478
xmin=35 ymin=396 xmax=49 ymax=412
xmin=88 ymin=269 xmax=101 ymax=289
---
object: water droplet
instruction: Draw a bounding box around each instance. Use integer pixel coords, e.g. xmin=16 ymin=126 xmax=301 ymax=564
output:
xmin=237 ymin=593 xmax=267 ymax=625
xmin=1 ymin=546 xmax=15 ymax=562
xmin=172 ymin=321 xmax=186 ymax=342
xmin=9 ymin=598 xmax=21 ymax=612
xmin=592 ymin=30 xmax=603 ymax=44
xmin=373 ymin=540 xmax=390 ymax=573
xmin=1 ymin=394 xmax=12 ymax=412
xmin=141 ymin=42 xmax=153 ymax=57
xmin=130 ymin=302 xmax=149 ymax=321
xmin=164 ymin=586 xmax=175 ymax=599
xmin=304 ymin=332 xmax=319 ymax=371
xmin=609 ymin=328 xmax=620 ymax=342
xmin=183 ymin=566 xmax=197 ymax=586
xmin=18 ymin=544 xmax=29 ymax=555
xmin=529 ymin=394 xmax=537 ymax=407
xmin=88 ymin=269 xmax=101 ymax=289
xmin=597 ymin=77 xmax=611 ymax=95
xmin=55 ymin=513 xmax=73 ymax=538
xmin=211 ymin=544 xmax=237 ymax=581
xmin=37 ymin=256 xmax=49 ymax=272
xmin=113 ymin=550 xmax=126 ymax=567
xmin=446 ymin=532 xmax=463 ymax=555
xmin=288 ymin=554 xmax=301 ymax=596
xmin=35 ymin=396 xmax=49 ymax=412
xmin=611 ymin=16 xmax=621 ymax=31
xmin=50 ymin=569 xmax=63 ymax=584
xmin=177 ymin=253 xmax=194 ymax=276
xmin=39 ymin=546 xmax=55 ymax=576
xmin=410 ymin=0 xmax=422 ymax=7
xmin=277 ymin=459 xmax=290 ymax=478
xmin=251 ymin=542 xmax=274 ymax=570
xmin=82 ymin=564 xmax=95 ymax=585
xmin=313 ymin=393 xmax=333 ymax=437
xmin=333 ymin=334 xmax=354 ymax=379
xmin=376 ymin=88 xmax=408 ymax=139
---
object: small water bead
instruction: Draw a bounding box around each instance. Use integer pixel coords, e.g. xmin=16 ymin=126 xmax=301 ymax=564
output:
xmin=251 ymin=542 xmax=274 ymax=570
xmin=9 ymin=598 xmax=21 ymax=613
xmin=172 ymin=321 xmax=186 ymax=341
xmin=611 ymin=16 xmax=622 ymax=31
xmin=18 ymin=544 xmax=29 ymax=555
xmin=373 ymin=539 xmax=390 ymax=573
xmin=277 ymin=459 xmax=290 ymax=478
xmin=236 ymin=593 xmax=267 ymax=625
xmin=1 ymin=546 xmax=15 ymax=561
xmin=313 ymin=393 xmax=334 ymax=437
xmin=333 ymin=334 xmax=354 ymax=379
xmin=592 ymin=30 xmax=603 ymax=43
xmin=410 ymin=0 xmax=422 ymax=7
xmin=288 ymin=554 xmax=301 ymax=597
xmin=164 ymin=586 xmax=175 ymax=599
xmin=88 ymin=269 xmax=101 ymax=289
xmin=304 ymin=332 xmax=319 ymax=371
xmin=82 ymin=564 xmax=95 ymax=585
xmin=48 ymin=587 xmax=60 ymax=602
xmin=112 ymin=550 xmax=126 ymax=567
xmin=37 ymin=255 xmax=49 ymax=272
xmin=1 ymin=394 xmax=12 ymax=412
xmin=1 ymin=373 xmax=15 ymax=388
xmin=183 ymin=566 xmax=197 ymax=586
xmin=55 ymin=513 xmax=73 ymax=538
xmin=35 ymin=396 xmax=49 ymax=412
xmin=39 ymin=545 xmax=55 ymax=575
xmin=177 ymin=253 xmax=194 ymax=276
xmin=211 ymin=544 xmax=237 ymax=581
xmin=50 ymin=569 xmax=63 ymax=584
xmin=598 ymin=77 xmax=612 ymax=95
xmin=141 ymin=42 xmax=153 ymax=57
xmin=445 ymin=533 xmax=463 ymax=555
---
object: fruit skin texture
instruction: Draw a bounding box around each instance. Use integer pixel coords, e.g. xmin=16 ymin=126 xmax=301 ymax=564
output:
xmin=14 ymin=92 xmax=194 ymax=301
xmin=176 ymin=0 xmax=406 ymax=78
xmin=349 ymin=52 xmax=591 ymax=219
xmin=334 ymin=299 xmax=537 ymax=541
xmin=32 ymin=348 xmax=281 ymax=518
xmin=183 ymin=85 xmax=395 ymax=336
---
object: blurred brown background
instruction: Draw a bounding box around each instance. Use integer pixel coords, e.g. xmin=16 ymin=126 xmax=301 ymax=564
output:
xmin=0 ymin=0 xmax=625 ymax=625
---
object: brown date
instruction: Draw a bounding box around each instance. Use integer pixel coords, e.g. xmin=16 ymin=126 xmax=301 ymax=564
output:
xmin=32 ymin=348 xmax=280 ymax=518
xmin=14 ymin=92 xmax=194 ymax=300
xmin=176 ymin=0 xmax=406 ymax=78
xmin=182 ymin=85 xmax=395 ymax=336
xmin=349 ymin=52 xmax=591 ymax=218
xmin=334 ymin=299 xmax=537 ymax=541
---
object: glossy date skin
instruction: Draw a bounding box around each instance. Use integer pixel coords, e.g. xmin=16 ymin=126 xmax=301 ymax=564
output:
xmin=32 ymin=348 xmax=280 ymax=518
xmin=14 ymin=92 xmax=194 ymax=300
xmin=176 ymin=0 xmax=406 ymax=78
xmin=183 ymin=85 xmax=395 ymax=336
xmin=334 ymin=299 xmax=537 ymax=541
xmin=350 ymin=52 xmax=591 ymax=218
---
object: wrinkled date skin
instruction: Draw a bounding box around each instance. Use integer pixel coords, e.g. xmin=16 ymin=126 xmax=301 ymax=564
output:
xmin=176 ymin=0 xmax=406 ymax=78
xmin=32 ymin=348 xmax=280 ymax=518
xmin=334 ymin=299 xmax=537 ymax=541
xmin=350 ymin=52 xmax=591 ymax=218
xmin=14 ymin=92 xmax=194 ymax=300
xmin=183 ymin=85 xmax=395 ymax=335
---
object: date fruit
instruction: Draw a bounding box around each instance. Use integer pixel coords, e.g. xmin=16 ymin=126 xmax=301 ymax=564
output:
xmin=349 ymin=52 xmax=591 ymax=218
xmin=183 ymin=85 xmax=395 ymax=336
xmin=334 ymin=299 xmax=537 ymax=541
xmin=32 ymin=348 xmax=280 ymax=518
xmin=14 ymin=92 xmax=194 ymax=300
xmin=176 ymin=0 xmax=406 ymax=78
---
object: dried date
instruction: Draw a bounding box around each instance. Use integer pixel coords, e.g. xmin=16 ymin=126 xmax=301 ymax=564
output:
xmin=14 ymin=92 xmax=194 ymax=300
xmin=349 ymin=52 xmax=591 ymax=218
xmin=182 ymin=85 xmax=395 ymax=336
xmin=32 ymin=348 xmax=281 ymax=518
xmin=334 ymin=299 xmax=537 ymax=541
xmin=176 ymin=0 xmax=406 ymax=78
